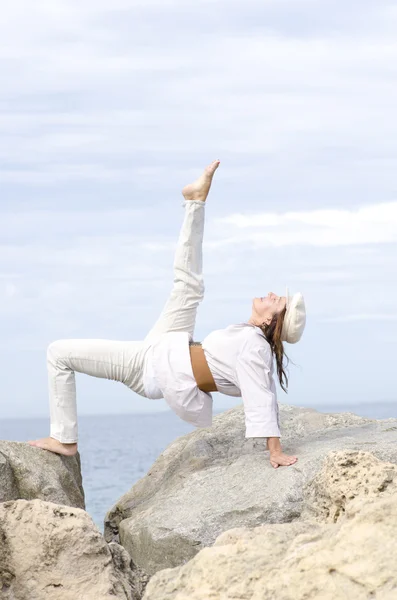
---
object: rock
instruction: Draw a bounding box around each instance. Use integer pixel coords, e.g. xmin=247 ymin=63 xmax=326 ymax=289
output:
xmin=104 ymin=404 xmax=397 ymax=575
xmin=143 ymin=450 xmax=397 ymax=600
xmin=302 ymin=449 xmax=397 ymax=522
xmin=0 ymin=499 xmax=147 ymax=600
xmin=0 ymin=441 xmax=84 ymax=509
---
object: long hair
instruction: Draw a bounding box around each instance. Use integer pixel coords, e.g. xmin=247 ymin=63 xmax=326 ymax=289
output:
xmin=259 ymin=306 xmax=290 ymax=394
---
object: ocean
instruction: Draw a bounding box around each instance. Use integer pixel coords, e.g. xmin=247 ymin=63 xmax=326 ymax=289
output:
xmin=0 ymin=401 xmax=396 ymax=530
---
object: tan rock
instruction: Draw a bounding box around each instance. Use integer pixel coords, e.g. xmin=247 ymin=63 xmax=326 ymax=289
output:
xmin=0 ymin=499 xmax=146 ymax=600
xmin=303 ymin=449 xmax=397 ymax=522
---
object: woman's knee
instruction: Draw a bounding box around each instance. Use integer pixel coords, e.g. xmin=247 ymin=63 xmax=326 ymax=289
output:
xmin=47 ymin=339 xmax=70 ymax=363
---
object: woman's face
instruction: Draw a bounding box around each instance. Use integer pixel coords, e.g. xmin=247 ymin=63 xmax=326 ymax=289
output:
xmin=252 ymin=292 xmax=287 ymax=323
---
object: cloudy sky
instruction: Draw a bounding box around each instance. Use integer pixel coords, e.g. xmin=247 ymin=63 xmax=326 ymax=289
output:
xmin=1 ymin=0 xmax=396 ymax=421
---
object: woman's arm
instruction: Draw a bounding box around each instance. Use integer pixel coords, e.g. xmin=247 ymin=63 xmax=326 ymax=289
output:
xmin=235 ymin=342 xmax=281 ymax=438
xmin=236 ymin=340 xmax=297 ymax=468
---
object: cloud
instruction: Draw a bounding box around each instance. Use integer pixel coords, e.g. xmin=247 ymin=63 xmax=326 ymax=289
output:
xmin=320 ymin=314 xmax=397 ymax=322
xmin=4 ymin=283 xmax=18 ymax=298
xmin=214 ymin=201 xmax=397 ymax=247
xmin=1 ymin=0 xmax=397 ymax=194
xmin=295 ymin=271 xmax=352 ymax=282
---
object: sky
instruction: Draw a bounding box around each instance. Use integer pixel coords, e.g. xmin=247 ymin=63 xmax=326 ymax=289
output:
xmin=1 ymin=0 xmax=397 ymax=420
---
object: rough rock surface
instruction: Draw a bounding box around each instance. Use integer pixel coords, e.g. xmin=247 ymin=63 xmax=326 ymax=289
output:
xmin=303 ymin=449 xmax=397 ymax=522
xmin=143 ymin=450 xmax=397 ymax=600
xmin=105 ymin=404 xmax=397 ymax=575
xmin=0 ymin=499 xmax=147 ymax=600
xmin=0 ymin=440 xmax=84 ymax=509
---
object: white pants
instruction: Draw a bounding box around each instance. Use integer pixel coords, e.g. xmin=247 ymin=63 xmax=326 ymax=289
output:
xmin=48 ymin=200 xmax=206 ymax=443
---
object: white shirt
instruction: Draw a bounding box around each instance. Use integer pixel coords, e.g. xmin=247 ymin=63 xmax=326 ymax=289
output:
xmin=144 ymin=331 xmax=214 ymax=428
xmin=202 ymin=323 xmax=281 ymax=438
xmin=143 ymin=323 xmax=281 ymax=439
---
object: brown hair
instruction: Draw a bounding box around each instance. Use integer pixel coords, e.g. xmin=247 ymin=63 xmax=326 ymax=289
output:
xmin=259 ymin=306 xmax=291 ymax=394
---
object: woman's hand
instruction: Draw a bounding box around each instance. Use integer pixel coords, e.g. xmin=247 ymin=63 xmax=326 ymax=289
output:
xmin=266 ymin=437 xmax=298 ymax=468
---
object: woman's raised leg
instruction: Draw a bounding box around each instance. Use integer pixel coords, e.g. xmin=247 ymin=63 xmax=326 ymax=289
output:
xmin=144 ymin=159 xmax=220 ymax=345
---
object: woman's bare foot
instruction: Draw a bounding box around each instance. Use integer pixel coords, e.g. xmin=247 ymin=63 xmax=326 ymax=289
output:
xmin=182 ymin=159 xmax=220 ymax=202
xmin=266 ymin=437 xmax=297 ymax=468
xmin=269 ymin=452 xmax=298 ymax=469
xmin=28 ymin=437 xmax=78 ymax=456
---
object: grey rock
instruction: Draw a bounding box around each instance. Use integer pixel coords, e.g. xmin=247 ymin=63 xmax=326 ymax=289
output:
xmin=0 ymin=440 xmax=84 ymax=509
xmin=104 ymin=404 xmax=397 ymax=575
xmin=143 ymin=450 xmax=397 ymax=600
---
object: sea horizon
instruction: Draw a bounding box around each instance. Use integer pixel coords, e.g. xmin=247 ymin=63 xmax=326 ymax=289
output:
xmin=1 ymin=399 xmax=397 ymax=423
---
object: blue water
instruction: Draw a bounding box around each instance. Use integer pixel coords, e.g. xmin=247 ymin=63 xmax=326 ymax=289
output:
xmin=0 ymin=411 xmax=195 ymax=530
xmin=0 ymin=402 xmax=396 ymax=530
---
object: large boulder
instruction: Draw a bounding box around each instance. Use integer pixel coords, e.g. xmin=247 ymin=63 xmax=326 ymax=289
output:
xmin=143 ymin=450 xmax=397 ymax=600
xmin=0 ymin=499 xmax=148 ymax=600
xmin=0 ymin=441 xmax=84 ymax=509
xmin=105 ymin=404 xmax=397 ymax=575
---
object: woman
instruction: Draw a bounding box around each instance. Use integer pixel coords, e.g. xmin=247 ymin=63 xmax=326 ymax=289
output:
xmin=29 ymin=159 xmax=306 ymax=469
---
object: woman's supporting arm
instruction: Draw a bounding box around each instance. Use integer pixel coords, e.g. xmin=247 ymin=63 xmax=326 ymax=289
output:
xmin=236 ymin=341 xmax=281 ymax=438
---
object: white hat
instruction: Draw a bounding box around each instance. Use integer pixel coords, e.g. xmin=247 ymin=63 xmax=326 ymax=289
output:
xmin=281 ymin=286 xmax=306 ymax=344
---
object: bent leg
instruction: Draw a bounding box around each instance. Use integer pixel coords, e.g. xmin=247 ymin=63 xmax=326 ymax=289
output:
xmin=42 ymin=338 xmax=146 ymax=445
xmin=145 ymin=200 xmax=206 ymax=345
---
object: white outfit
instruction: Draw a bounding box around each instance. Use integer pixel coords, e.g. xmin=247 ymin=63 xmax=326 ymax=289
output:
xmin=47 ymin=199 xmax=280 ymax=443
xmin=202 ymin=324 xmax=280 ymax=437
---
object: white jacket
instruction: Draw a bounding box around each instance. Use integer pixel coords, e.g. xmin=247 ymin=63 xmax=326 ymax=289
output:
xmin=144 ymin=322 xmax=281 ymax=438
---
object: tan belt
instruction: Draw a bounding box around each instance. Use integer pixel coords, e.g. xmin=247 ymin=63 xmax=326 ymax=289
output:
xmin=188 ymin=341 xmax=217 ymax=393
